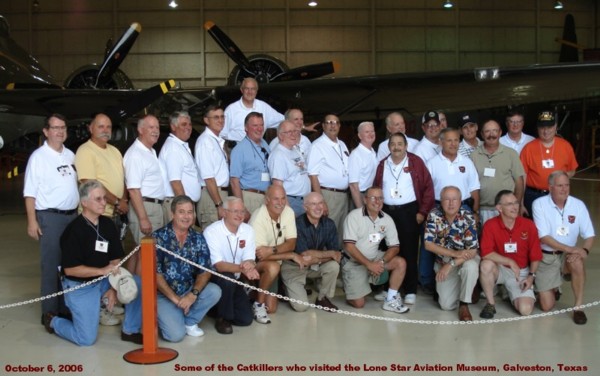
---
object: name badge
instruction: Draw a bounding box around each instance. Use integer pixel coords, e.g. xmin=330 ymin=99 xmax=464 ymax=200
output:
xmin=95 ymin=240 xmax=109 ymax=253
xmin=504 ymin=242 xmax=517 ymax=253
xmin=557 ymin=226 xmax=569 ymax=236
xmin=542 ymin=159 xmax=555 ymax=168
xmin=261 ymin=172 xmax=270 ymax=182
xmin=369 ymin=233 xmax=382 ymax=243
xmin=390 ymin=188 xmax=401 ymax=199
xmin=484 ymin=167 xmax=496 ymax=177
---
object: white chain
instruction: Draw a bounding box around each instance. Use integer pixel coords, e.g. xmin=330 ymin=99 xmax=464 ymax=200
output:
xmin=1 ymin=243 xmax=597 ymax=326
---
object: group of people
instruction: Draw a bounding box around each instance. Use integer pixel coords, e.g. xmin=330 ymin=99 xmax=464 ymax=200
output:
xmin=23 ymin=77 xmax=594 ymax=347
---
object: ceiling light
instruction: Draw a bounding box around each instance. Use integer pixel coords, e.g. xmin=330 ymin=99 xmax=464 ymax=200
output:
xmin=554 ymin=1 xmax=563 ymax=9
xmin=169 ymin=0 xmax=178 ymax=8
xmin=443 ymin=0 xmax=454 ymax=9
xmin=308 ymin=1 xmax=318 ymax=6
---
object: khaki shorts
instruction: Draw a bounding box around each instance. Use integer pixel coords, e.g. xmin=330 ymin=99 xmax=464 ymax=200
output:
xmin=497 ymin=265 xmax=535 ymax=302
xmin=535 ymin=253 xmax=564 ymax=292
xmin=342 ymin=251 xmax=384 ymax=300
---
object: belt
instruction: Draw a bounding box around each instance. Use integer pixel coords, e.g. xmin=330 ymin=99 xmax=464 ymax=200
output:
xmin=39 ymin=208 xmax=77 ymax=215
xmin=243 ymin=189 xmax=265 ymax=195
xmin=383 ymin=201 xmax=418 ymax=210
xmin=321 ymin=186 xmax=348 ymax=193
xmin=142 ymin=197 xmax=164 ymax=204
xmin=526 ymin=187 xmax=549 ymax=194
xmin=288 ymin=195 xmax=304 ymax=200
xmin=542 ymin=250 xmax=563 ymax=255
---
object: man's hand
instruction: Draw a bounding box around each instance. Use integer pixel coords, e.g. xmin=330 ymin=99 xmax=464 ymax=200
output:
xmin=436 ymin=263 xmax=452 ymax=282
xmin=303 ymin=122 xmax=320 ymax=133
xmin=27 ymin=220 xmax=42 ymax=240
xmin=140 ymin=217 xmax=153 ymax=235
xmin=217 ymin=206 xmax=226 ymax=220
xmin=566 ymin=246 xmax=588 ymax=263
xmin=416 ymin=213 xmax=425 ymax=225
xmin=367 ymin=260 xmax=385 ymax=276
xmin=176 ymin=293 xmax=197 ymax=315
xmin=103 ymin=289 xmax=118 ymax=312
xmin=292 ymin=253 xmax=308 ymax=269
xmin=330 ymin=251 xmax=342 ymax=263
xmin=460 ymin=249 xmax=477 ymax=260
xmin=116 ymin=199 xmax=129 ymax=215
xmin=508 ymin=260 xmax=521 ymax=281
xmin=255 ymin=246 xmax=273 ymax=261
xmin=520 ymin=275 xmax=535 ymax=292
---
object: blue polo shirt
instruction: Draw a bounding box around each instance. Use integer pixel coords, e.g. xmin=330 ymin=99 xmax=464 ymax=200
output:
xmin=230 ymin=136 xmax=271 ymax=192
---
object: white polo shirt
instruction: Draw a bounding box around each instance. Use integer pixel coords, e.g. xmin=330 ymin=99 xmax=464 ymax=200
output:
xmin=269 ymin=134 xmax=312 ymax=160
xmin=194 ymin=128 xmax=229 ymax=187
xmin=23 ymin=141 xmax=79 ymax=210
xmin=158 ymin=134 xmax=201 ymax=202
xmin=204 ymin=219 xmax=256 ymax=279
xmin=376 ymin=136 xmax=418 ymax=161
xmin=532 ymin=195 xmax=595 ymax=251
xmin=426 ymin=152 xmax=480 ymax=200
xmin=500 ymin=133 xmax=535 ymax=155
xmin=381 ymin=156 xmax=417 ymax=206
xmin=413 ymin=137 xmax=440 ymax=163
xmin=348 ymin=143 xmax=377 ymax=192
xmin=222 ymin=98 xmax=285 ymax=142
xmin=124 ymin=138 xmax=165 ymax=199
xmin=268 ymin=144 xmax=311 ymax=197
xmin=307 ymin=134 xmax=350 ymax=189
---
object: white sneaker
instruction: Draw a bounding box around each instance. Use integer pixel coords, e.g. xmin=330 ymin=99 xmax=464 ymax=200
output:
xmin=111 ymin=305 xmax=125 ymax=315
xmin=253 ymin=302 xmax=271 ymax=324
xmin=382 ymin=296 xmax=410 ymax=314
xmin=185 ymin=324 xmax=205 ymax=337
xmin=404 ymin=294 xmax=416 ymax=305
xmin=374 ymin=290 xmax=388 ymax=302
xmin=99 ymin=308 xmax=121 ymax=326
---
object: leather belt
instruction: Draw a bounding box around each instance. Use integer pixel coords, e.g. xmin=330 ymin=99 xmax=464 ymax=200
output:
xmin=526 ymin=187 xmax=549 ymax=194
xmin=542 ymin=250 xmax=563 ymax=255
xmin=288 ymin=195 xmax=304 ymax=200
xmin=142 ymin=197 xmax=164 ymax=205
xmin=321 ymin=186 xmax=348 ymax=193
xmin=243 ymin=189 xmax=265 ymax=195
xmin=203 ymin=186 xmax=228 ymax=191
xmin=39 ymin=208 xmax=77 ymax=215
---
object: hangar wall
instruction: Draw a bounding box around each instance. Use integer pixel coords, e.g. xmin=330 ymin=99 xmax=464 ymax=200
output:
xmin=0 ymin=0 xmax=598 ymax=89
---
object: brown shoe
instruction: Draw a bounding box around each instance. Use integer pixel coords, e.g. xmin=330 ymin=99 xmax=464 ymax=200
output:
xmin=215 ymin=318 xmax=233 ymax=334
xmin=315 ymin=296 xmax=338 ymax=312
xmin=42 ymin=312 xmax=56 ymax=334
xmin=458 ymin=304 xmax=473 ymax=322
xmin=471 ymin=283 xmax=481 ymax=304
xmin=573 ymin=310 xmax=587 ymax=325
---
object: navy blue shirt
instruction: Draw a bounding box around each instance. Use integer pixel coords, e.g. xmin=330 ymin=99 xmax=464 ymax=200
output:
xmin=295 ymin=214 xmax=340 ymax=254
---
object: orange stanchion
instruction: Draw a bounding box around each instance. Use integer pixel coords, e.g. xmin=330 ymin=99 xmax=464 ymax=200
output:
xmin=123 ymin=237 xmax=178 ymax=364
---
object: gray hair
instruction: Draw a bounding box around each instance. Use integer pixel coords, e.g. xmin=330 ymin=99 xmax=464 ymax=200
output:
xmin=79 ymin=180 xmax=104 ymax=202
xmin=169 ymin=111 xmax=190 ymax=126
xmin=548 ymin=170 xmax=569 ymax=186
xmin=222 ymin=196 xmax=243 ymax=210
xmin=357 ymin=121 xmax=374 ymax=133
xmin=385 ymin=112 xmax=403 ymax=126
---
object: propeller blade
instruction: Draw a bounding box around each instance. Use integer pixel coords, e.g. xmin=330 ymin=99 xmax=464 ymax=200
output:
xmin=204 ymin=21 xmax=256 ymax=76
xmin=272 ymin=61 xmax=339 ymax=82
xmin=95 ymin=22 xmax=141 ymax=88
xmin=105 ymin=79 xmax=175 ymax=121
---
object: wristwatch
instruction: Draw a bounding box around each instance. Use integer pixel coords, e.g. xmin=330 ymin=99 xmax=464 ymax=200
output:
xmin=114 ymin=198 xmax=120 ymax=207
xmin=272 ymin=246 xmax=278 ymax=254
xmin=191 ymin=289 xmax=200 ymax=296
xmin=449 ymin=259 xmax=456 ymax=267
xmin=528 ymin=272 xmax=536 ymax=279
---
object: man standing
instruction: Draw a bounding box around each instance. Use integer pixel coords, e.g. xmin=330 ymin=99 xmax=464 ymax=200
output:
xmin=152 ymin=195 xmax=221 ymax=342
xmin=424 ymin=186 xmax=480 ymax=321
xmin=413 ymin=110 xmax=442 ymax=163
xmin=348 ymin=121 xmax=378 ymax=208
xmin=342 ymin=187 xmax=409 ymax=314
xmin=479 ymin=190 xmax=542 ymax=319
xmin=373 ymin=132 xmax=435 ymax=305
xmin=195 ymin=105 xmax=229 ymax=229
xmin=43 ymin=180 xmax=142 ymax=346
xmin=268 ymin=120 xmax=311 ymax=216
xmin=24 ymin=114 xmax=79 ymax=322
xmin=471 ymin=120 xmax=525 ymax=224
xmin=533 ymin=171 xmax=594 ymax=325
xmin=500 ymin=109 xmax=534 ymax=155
xmin=520 ymin=111 xmax=578 ymax=216
xmin=230 ymin=112 xmax=271 ymax=218
xmin=307 ymin=113 xmax=350 ymax=243
xmin=158 ymin=111 xmax=201 ymax=223
xmin=204 ymin=197 xmax=259 ymax=334
xmin=281 ymin=192 xmax=341 ymax=312
xmin=124 ymin=115 xmax=165 ymax=244
xmin=222 ymin=77 xmax=284 ymax=142
xmin=458 ymin=113 xmax=482 ymax=157
xmin=376 ymin=112 xmax=418 ymax=160
xmin=269 ymin=108 xmax=314 ymax=158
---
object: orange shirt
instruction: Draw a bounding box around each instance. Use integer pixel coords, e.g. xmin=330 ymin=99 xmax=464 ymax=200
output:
xmin=520 ymin=137 xmax=577 ymax=190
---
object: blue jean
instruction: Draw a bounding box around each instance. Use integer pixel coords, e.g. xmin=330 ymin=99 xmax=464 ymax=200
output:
xmin=287 ymin=196 xmax=305 ymax=217
xmin=52 ymin=276 xmax=142 ymax=346
xmin=157 ymin=283 xmax=221 ymax=342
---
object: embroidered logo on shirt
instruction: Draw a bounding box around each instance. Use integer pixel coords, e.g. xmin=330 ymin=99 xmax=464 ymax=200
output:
xmin=459 ymin=166 xmax=465 ymax=173
xmin=568 ymin=215 xmax=576 ymax=224
xmin=520 ymin=231 xmax=528 ymax=240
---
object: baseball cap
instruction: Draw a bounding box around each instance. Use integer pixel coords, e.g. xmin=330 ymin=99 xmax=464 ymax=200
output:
xmin=537 ymin=111 xmax=556 ymax=127
xmin=422 ymin=110 xmax=440 ymax=124
xmin=108 ymin=267 xmax=138 ymax=304
xmin=459 ymin=113 xmax=478 ymax=127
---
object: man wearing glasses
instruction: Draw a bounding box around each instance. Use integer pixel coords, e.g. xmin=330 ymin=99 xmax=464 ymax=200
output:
xmin=413 ymin=110 xmax=442 ymax=163
xmin=222 ymin=77 xmax=284 ymax=142
xmin=268 ymin=120 xmax=311 ymax=216
xmin=230 ymin=112 xmax=272 ymax=220
xmin=269 ymin=108 xmax=314 ymax=158
xmin=500 ymin=109 xmax=534 ymax=155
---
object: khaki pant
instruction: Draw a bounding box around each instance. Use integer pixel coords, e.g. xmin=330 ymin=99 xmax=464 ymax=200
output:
xmin=196 ymin=188 xmax=228 ymax=230
xmin=321 ymin=189 xmax=348 ymax=246
xmin=242 ymin=190 xmax=265 ymax=217
xmin=128 ymin=201 xmax=164 ymax=244
xmin=281 ymin=259 xmax=339 ymax=312
xmin=434 ymin=255 xmax=480 ymax=310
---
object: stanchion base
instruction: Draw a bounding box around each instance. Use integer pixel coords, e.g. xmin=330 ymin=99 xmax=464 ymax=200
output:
xmin=123 ymin=347 xmax=178 ymax=365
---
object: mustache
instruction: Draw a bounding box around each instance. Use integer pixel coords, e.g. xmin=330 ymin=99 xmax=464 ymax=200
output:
xmin=97 ymin=132 xmax=112 ymax=140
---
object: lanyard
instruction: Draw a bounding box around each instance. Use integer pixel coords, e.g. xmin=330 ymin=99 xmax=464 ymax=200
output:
xmin=83 ymin=216 xmax=107 ymax=242
xmin=246 ymin=137 xmax=268 ymax=170
xmin=226 ymin=235 xmax=239 ymax=262
xmin=387 ymin=156 xmax=408 ymax=188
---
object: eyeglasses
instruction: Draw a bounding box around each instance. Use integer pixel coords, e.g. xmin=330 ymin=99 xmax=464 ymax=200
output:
xmin=242 ymin=87 xmax=257 ymax=92
xmin=281 ymin=130 xmax=300 ymax=136
xmin=226 ymin=209 xmax=246 ymax=216
xmin=508 ymin=120 xmax=524 ymax=125
xmin=425 ymin=123 xmax=440 ymax=129
xmin=207 ymin=115 xmax=225 ymax=120
xmin=324 ymin=120 xmax=340 ymax=125
xmin=48 ymin=126 xmax=67 ymax=131
xmin=366 ymin=196 xmax=384 ymax=202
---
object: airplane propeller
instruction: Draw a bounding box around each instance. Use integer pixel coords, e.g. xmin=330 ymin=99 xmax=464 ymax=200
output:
xmin=204 ymin=21 xmax=337 ymax=86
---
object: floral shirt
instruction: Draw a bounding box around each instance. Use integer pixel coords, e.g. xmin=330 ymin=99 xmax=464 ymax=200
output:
xmin=424 ymin=206 xmax=479 ymax=262
xmin=152 ymin=223 xmax=213 ymax=296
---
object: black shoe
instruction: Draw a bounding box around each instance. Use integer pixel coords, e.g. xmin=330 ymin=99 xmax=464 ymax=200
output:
xmin=573 ymin=310 xmax=587 ymax=325
xmin=42 ymin=312 xmax=56 ymax=334
xmin=121 ymin=331 xmax=143 ymax=344
xmin=479 ymin=303 xmax=496 ymax=319
xmin=215 ymin=318 xmax=233 ymax=335
xmin=315 ymin=296 xmax=338 ymax=311
xmin=421 ymin=283 xmax=436 ymax=296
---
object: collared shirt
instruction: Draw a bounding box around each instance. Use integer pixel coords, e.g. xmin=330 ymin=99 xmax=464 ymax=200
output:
xmin=204 ymin=219 xmax=256 ymax=279
xmin=23 ymin=141 xmax=79 ymax=210
xmin=249 ymin=204 xmax=297 ymax=247
xmin=307 ymin=134 xmax=350 ymax=189
xmin=269 ymin=135 xmax=312 ymax=160
xmin=381 ymin=155 xmax=417 ymax=205
xmin=158 ymin=134 xmax=201 ymax=201
xmin=532 ymin=195 xmax=595 ymax=251
xmin=424 ymin=207 xmax=479 ymax=262
xmin=153 ymin=222 xmax=213 ymax=296
xmin=124 ymin=138 xmax=165 ymax=199
xmin=481 ymin=216 xmax=542 ymax=269
xmin=194 ymin=128 xmax=229 ymax=187
xmin=343 ymin=207 xmax=399 ymax=261
xmin=427 ymin=153 xmax=480 ymax=200
xmin=348 ymin=143 xmax=377 ymax=192
xmin=377 ymin=136 xmax=419 ymax=161
xmin=295 ymin=214 xmax=340 ymax=254
xmin=230 ymin=136 xmax=271 ymax=192
xmin=500 ymin=133 xmax=535 ymax=155
xmin=413 ymin=137 xmax=440 ymax=163
xmin=222 ymin=98 xmax=285 ymax=142
xmin=458 ymin=138 xmax=482 ymax=158
xmin=268 ymin=144 xmax=311 ymax=197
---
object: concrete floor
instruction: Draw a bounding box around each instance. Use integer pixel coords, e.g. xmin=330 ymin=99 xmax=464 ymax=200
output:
xmin=0 ymin=174 xmax=598 ymax=375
